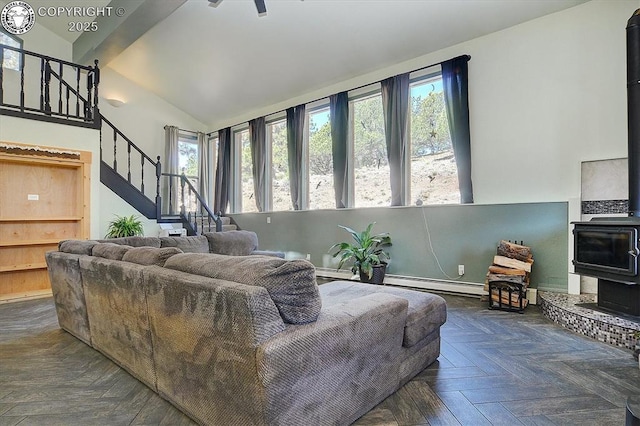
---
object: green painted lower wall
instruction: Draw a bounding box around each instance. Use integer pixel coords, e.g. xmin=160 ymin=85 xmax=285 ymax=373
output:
xmin=231 ymin=202 xmax=568 ymax=292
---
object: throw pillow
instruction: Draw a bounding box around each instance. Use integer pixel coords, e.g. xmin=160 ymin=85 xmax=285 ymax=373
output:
xmin=164 ymin=253 xmax=321 ymax=324
xmin=159 ymin=235 xmax=209 ymax=253
xmin=203 ymin=230 xmax=258 ymax=256
xmin=122 ymin=247 xmax=183 ymax=267
xmin=96 ymin=236 xmax=161 ymax=248
xmin=92 ymin=243 xmax=133 ymax=260
xmin=58 ymin=240 xmax=99 ymax=255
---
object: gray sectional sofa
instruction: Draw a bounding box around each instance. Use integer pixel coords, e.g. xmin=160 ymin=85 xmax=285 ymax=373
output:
xmin=45 ymin=235 xmax=447 ymax=426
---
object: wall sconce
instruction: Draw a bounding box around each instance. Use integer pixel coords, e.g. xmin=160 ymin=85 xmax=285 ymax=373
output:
xmin=104 ymin=98 xmax=126 ymax=108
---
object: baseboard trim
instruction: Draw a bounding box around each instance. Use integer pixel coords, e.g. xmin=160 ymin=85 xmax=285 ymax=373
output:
xmin=315 ymin=267 xmax=486 ymax=296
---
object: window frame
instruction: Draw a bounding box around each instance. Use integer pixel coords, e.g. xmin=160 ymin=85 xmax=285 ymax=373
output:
xmin=0 ymin=29 xmax=23 ymax=71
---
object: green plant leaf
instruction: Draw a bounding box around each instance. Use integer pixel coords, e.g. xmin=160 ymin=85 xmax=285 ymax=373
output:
xmin=105 ymin=215 xmax=144 ymax=238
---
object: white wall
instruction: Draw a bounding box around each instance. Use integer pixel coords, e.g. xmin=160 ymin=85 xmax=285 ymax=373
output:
xmin=98 ymin=67 xmax=208 ymax=162
xmin=211 ymin=0 xmax=635 ymax=206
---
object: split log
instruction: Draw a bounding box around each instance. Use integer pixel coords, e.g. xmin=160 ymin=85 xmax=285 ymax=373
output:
xmin=493 ymin=255 xmax=532 ymax=272
xmin=497 ymin=240 xmax=532 ymax=262
xmin=487 ymin=273 xmax=526 ymax=285
xmin=488 ymin=265 xmax=527 ymax=276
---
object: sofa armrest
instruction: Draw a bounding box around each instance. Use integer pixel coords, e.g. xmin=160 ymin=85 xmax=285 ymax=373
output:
xmin=256 ymin=293 xmax=408 ymax=425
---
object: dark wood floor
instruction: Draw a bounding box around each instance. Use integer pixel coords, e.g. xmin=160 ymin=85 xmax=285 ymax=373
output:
xmin=1 ymin=293 xmax=638 ymax=425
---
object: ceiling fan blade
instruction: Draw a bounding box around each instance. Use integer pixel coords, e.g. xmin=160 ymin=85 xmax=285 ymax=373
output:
xmin=254 ymin=0 xmax=267 ymax=16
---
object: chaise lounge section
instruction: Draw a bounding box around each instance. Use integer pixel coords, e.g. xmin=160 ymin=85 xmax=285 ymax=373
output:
xmin=45 ymin=238 xmax=446 ymax=425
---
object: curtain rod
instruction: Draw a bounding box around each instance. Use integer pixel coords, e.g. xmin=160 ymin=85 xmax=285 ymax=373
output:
xmin=206 ymin=54 xmax=470 ymax=137
xmin=164 ymin=125 xmax=202 ymax=135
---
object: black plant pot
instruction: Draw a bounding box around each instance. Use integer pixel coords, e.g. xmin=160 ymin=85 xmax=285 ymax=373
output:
xmin=359 ymin=264 xmax=387 ymax=285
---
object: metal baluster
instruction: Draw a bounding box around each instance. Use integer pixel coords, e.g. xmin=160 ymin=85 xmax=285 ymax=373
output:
xmin=75 ymin=67 xmax=80 ymax=117
xmin=43 ymin=60 xmax=52 ymax=114
xmin=65 ymin=86 xmax=70 ymax=117
xmin=155 ymin=156 xmax=162 ymax=219
xmin=20 ymin=55 xmax=27 ymax=112
xmin=127 ymin=143 xmax=131 ymax=183
xmin=39 ymin=58 xmax=44 ymax=110
xmin=92 ymin=59 xmax=100 ymax=121
xmin=86 ymin=68 xmax=93 ymax=120
xmin=112 ymin=128 xmax=117 ymax=172
xmin=58 ymin=62 xmax=63 ymax=114
xmin=140 ymin=155 xmax=145 ymax=195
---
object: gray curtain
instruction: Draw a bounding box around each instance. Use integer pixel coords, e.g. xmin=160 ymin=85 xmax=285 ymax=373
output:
xmin=442 ymin=55 xmax=473 ymax=203
xmin=214 ymin=127 xmax=231 ymax=215
xmin=197 ymin=131 xmax=214 ymax=207
xmin=330 ymin=92 xmax=349 ymax=208
xmin=249 ymin=117 xmax=266 ymax=212
xmin=162 ymin=125 xmax=180 ymax=215
xmin=286 ymin=105 xmax=305 ymax=210
xmin=381 ymin=73 xmax=410 ymax=206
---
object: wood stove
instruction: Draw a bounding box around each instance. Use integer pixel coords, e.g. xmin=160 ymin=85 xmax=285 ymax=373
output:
xmin=572 ymin=9 xmax=640 ymax=318
xmin=573 ymin=219 xmax=640 ymax=316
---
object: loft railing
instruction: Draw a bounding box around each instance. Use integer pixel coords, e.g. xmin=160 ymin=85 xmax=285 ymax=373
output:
xmin=162 ymin=172 xmax=222 ymax=234
xmin=0 ymin=44 xmax=100 ymax=128
xmin=1 ymin=44 xmax=222 ymax=232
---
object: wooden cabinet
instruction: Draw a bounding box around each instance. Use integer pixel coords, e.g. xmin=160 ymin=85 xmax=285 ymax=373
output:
xmin=0 ymin=142 xmax=91 ymax=302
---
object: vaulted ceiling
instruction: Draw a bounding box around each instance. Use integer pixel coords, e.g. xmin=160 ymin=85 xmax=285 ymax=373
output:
xmin=25 ymin=0 xmax=590 ymax=129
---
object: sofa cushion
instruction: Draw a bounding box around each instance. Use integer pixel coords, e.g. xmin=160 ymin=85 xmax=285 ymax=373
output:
xmin=122 ymin=247 xmax=183 ymax=267
xmin=164 ymin=253 xmax=321 ymax=324
xmin=59 ymin=239 xmax=99 ymax=255
xmin=98 ymin=236 xmax=161 ymax=248
xmin=203 ymin=230 xmax=258 ymax=256
xmin=318 ymin=281 xmax=447 ymax=348
xmin=160 ymin=235 xmax=209 ymax=253
xmin=92 ymin=243 xmax=133 ymax=260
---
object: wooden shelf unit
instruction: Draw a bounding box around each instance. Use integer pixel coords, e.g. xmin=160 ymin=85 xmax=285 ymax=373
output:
xmin=0 ymin=142 xmax=91 ymax=301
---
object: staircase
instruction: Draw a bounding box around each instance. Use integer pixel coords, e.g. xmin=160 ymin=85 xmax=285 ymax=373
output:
xmin=0 ymin=44 xmax=232 ymax=235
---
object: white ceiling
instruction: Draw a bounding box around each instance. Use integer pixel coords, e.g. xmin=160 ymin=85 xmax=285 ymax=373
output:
xmin=28 ymin=0 xmax=591 ymax=129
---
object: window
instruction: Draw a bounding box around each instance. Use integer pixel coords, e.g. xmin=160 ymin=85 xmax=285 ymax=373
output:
xmin=178 ymin=135 xmax=198 ymax=186
xmin=308 ymin=107 xmax=334 ymax=210
xmin=0 ymin=30 xmax=22 ymax=71
xmin=409 ymin=75 xmax=459 ymax=204
xmin=269 ymin=119 xmax=291 ymax=211
xmin=351 ymin=91 xmax=390 ymax=208
xmin=236 ymin=129 xmax=258 ymax=213
xmin=226 ymin=67 xmax=464 ymax=212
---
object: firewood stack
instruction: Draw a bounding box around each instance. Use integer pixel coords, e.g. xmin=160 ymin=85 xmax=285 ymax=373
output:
xmin=484 ymin=240 xmax=533 ymax=310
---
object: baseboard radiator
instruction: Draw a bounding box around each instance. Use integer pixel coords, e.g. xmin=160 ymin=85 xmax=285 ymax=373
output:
xmin=315 ymin=267 xmax=486 ymax=296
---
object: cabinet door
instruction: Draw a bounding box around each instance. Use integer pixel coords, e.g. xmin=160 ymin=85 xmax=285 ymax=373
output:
xmin=0 ymin=149 xmax=90 ymax=301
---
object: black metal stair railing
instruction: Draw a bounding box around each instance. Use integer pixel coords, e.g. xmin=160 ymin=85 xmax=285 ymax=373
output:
xmin=0 ymin=43 xmax=100 ymax=128
xmin=162 ymin=172 xmax=222 ymax=234
xmin=0 ymin=44 xmax=222 ymax=233
xmin=99 ymin=115 xmax=162 ymax=220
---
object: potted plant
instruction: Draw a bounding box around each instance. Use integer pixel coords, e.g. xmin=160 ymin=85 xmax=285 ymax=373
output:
xmin=329 ymin=222 xmax=392 ymax=284
xmin=105 ymin=214 xmax=144 ymax=238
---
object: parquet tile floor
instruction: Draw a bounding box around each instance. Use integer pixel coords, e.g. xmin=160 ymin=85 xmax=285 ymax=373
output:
xmin=1 ymin=293 xmax=638 ymax=425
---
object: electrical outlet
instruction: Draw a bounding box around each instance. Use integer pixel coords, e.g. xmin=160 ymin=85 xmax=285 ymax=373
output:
xmin=306 ymin=253 xmax=311 ymax=261
xmin=458 ymin=264 xmax=465 ymax=275
xmin=266 ymin=216 xmax=271 ymax=224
